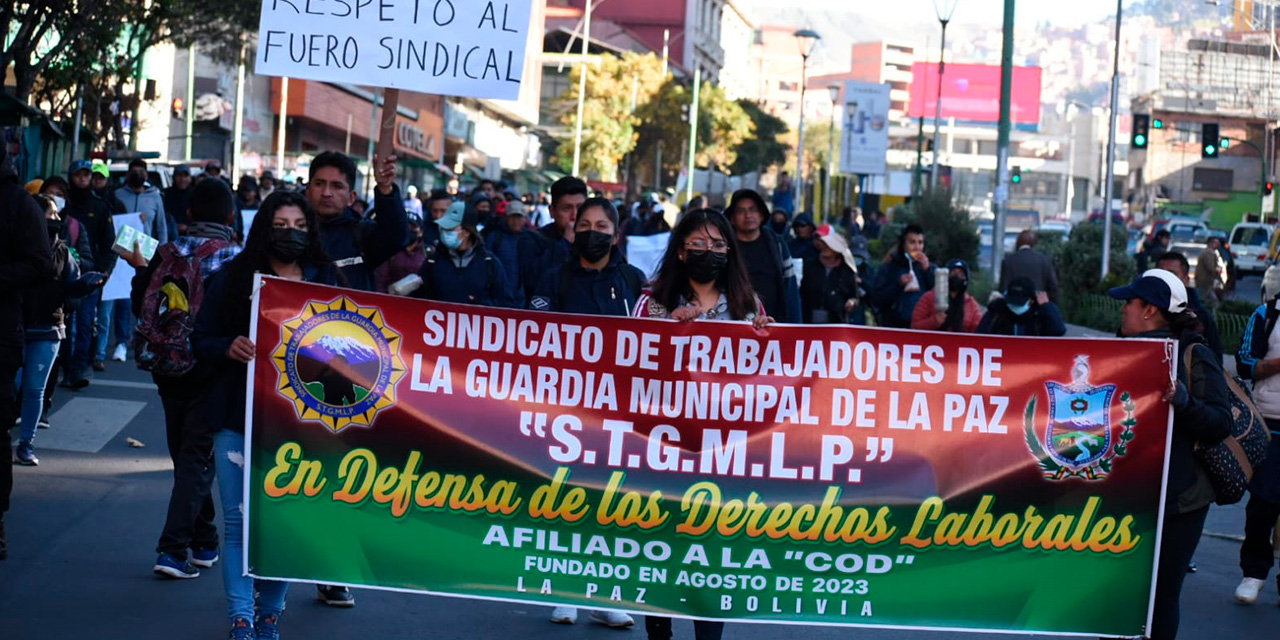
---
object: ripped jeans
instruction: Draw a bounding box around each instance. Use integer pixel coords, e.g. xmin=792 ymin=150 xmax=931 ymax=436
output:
xmin=214 ymin=430 xmax=288 ymax=622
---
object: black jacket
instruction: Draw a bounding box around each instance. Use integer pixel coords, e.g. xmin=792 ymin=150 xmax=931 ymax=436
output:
xmin=800 ymin=258 xmax=859 ymax=324
xmin=163 ymin=185 xmax=192 ymax=228
xmin=413 ymin=242 xmax=516 ymax=308
xmin=0 ymin=167 xmax=55 ymax=347
xmin=518 ymin=223 xmax=571 ymax=303
xmin=64 ymin=185 xmax=118 ymax=275
xmin=976 ymin=299 xmax=1067 ymax=336
xmin=319 ymin=185 xmax=408 ymax=292
xmin=530 ymin=249 xmax=645 ymax=317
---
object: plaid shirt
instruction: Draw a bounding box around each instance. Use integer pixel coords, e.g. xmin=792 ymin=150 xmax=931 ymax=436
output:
xmin=174 ymin=235 xmax=241 ymax=279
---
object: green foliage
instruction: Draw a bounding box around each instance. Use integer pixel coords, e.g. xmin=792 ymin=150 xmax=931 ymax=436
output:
xmin=803 ymin=122 xmax=840 ymax=177
xmin=1218 ymin=298 xmax=1258 ymax=316
xmin=731 ymin=100 xmax=790 ymax=175
xmin=1058 ymin=222 xmax=1136 ymax=296
xmin=894 ymin=189 xmax=980 ymax=271
xmin=633 ymin=77 xmax=754 ymax=176
xmin=555 ymin=53 xmax=667 ymax=180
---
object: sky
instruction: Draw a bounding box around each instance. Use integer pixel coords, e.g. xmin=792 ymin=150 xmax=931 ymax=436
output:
xmin=743 ymin=0 xmax=1122 ymax=29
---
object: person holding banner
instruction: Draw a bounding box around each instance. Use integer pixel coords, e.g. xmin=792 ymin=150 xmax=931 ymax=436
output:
xmin=1109 ymin=269 xmax=1232 ymax=640
xmin=192 ymin=191 xmax=340 ymax=639
xmin=304 ymin=151 xmax=408 ymax=294
xmin=633 ymin=208 xmax=770 ymax=640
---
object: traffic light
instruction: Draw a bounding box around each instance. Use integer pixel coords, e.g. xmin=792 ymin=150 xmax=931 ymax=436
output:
xmin=1011 ymin=166 xmax=1022 ymax=184
xmin=1132 ymin=114 xmax=1150 ymax=149
xmin=1220 ymin=137 xmax=1231 ymax=149
xmin=1202 ymin=123 xmax=1220 ymax=158
xmin=1152 ymin=117 xmax=1164 ymax=129
xmin=1265 ymin=180 xmax=1274 ymax=196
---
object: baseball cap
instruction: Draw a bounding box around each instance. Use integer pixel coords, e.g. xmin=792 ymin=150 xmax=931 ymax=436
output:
xmin=505 ymin=200 xmax=527 ymax=217
xmin=68 ymin=160 xmax=93 ymax=175
xmin=792 ymin=213 xmax=815 ymax=228
xmin=174 ymin=164 xmax=191 ymax=176
xmin=1108 ymin=269 xmax=1188 ymax=314
xmin=406 ymin=212 xmax=423 ymax=227
xmin=205 ymin=160 xmax=223 ymax=172
xmin=91 ymin=161 xmax=110 ymax=178
xmin=436 ymin=201 xmax=467 ymax=230
xmin=1005 ymin=277 xmax=1036 ymax=307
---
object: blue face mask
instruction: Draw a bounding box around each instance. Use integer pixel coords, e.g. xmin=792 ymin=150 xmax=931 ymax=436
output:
xmin=1008 ymin=301 xmax=1032 ymax=316
xmin=441 ymin=229 xmax=463 ymax=250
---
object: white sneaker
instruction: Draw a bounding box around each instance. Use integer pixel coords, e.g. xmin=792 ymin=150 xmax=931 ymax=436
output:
xmin=549 ymin=606 xmax=577 ymax=624
xmin=112 ymin=343 xmax=128 ymax=362
xmin=588 ymin=610 xmax=635 ymax=628
xmin=1235 ymin=577 xmax=1265 ymax=604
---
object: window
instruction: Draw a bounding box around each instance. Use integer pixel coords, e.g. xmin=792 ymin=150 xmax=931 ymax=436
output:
xmin=1192 ymin=168 xmax=1233 ymax=192
xmin=778 ymin=81 xmax=798 ymax=92
xmin=1232 ymin=226 xmax=1270 ymax=247
xmin=977 ymin=141 xmax=998 ymax=156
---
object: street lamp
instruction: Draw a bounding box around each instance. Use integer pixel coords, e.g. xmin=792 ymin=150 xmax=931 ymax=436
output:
xmin=826 ymin=84 xmax=841 ymax=220
xmin=931 ymin=0 xmax=959 ymax=191
xmin=794 ymin=28 xmax=821 ymax=213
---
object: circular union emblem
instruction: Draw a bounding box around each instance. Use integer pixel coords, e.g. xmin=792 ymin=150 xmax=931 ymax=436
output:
xmin=272 ymin=296 xmax=405 ymax=433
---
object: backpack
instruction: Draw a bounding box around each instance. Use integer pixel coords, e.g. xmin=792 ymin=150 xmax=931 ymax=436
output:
xmin=133 ymin=240 xmax=228 ymax=377
xmin=1183 ymin=346 xmax=1273 ymax=505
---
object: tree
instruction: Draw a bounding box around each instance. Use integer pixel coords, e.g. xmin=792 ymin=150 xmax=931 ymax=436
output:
xmin=633 ymin=78 xmax=754 ymax=179
xmin=802 ymin=122 xmax=841 ymax=180
xmin=731 ymin=100 xmax=789 ymax=175
xmin=554 ymin=52 xmax=667 ymax=181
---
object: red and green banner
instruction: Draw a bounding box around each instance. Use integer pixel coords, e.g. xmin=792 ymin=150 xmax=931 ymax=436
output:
xmin=246 ymin=277 xmax=1175 ymax=637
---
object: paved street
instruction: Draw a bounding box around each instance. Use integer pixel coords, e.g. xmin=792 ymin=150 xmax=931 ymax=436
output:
xmin=2 ymin=362 xmax=1278 ymax=639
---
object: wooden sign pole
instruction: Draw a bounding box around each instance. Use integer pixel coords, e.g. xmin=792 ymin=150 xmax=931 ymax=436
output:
xmin=375 ymin=88 xmax=400 ymax=167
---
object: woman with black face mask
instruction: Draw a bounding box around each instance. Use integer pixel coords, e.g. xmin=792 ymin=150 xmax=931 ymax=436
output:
xmin=190 ymin=191 xmax=339 ymax=640
xmin=633 ymin=208 xmax=769 ymax=640
xmin=528 ymin=197 xmax=646 ymax=316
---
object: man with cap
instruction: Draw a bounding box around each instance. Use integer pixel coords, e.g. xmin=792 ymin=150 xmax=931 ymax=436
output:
xmin=788 ymin=213 xmax=819 ymax=262
xmin=374 ymin=212 xmax=428 ymax=294
xmin=304 ymin=151 xmax=408 ymax=293
xmin=801 ymin=230 xmax=861 ymax=324
xmin=1109 ymin=268 xmax=1231 ymax=640
xmin=164 ymin=165 xmax=195 ymax=235
xmin=998 ymin=229 xmax=1059 ymax=303
xmin=203 ymin=160 xmax=227 ymax=184
xmin=977 ymin=276 xmax=1066 ymax=336
xmin=911 ymin=259 xmax=982 ymax=333
xmin=483 ymin=198 xmax=530 ymax=301
xmin=258 ymin=171 xmax=277 ymax=199
xmin=411 ymin=201 xmax=515 ymax=307
xmin=0 ymin=138 xmax=56 ymax=559
xmin=1232 ymin=263 xmax=1280 ymax=606
xmin=63 ymin=160 xmax=117 ymax=388
xmin=90 ymin=162 xmax=126 ymax=214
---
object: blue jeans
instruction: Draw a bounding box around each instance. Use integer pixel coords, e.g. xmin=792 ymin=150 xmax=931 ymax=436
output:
xmin=72 ymin=290 xmax=100 ymax=375
xmin=15 ymin=339 xmax=60 ymax=444
xmin=95 ymin=299 xmax=132 ymax=360
xmin=215 ymin=430 xmax=287 ymax=622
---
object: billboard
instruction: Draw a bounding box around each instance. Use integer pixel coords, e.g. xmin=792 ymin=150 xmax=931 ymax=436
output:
xmin=840 ymin=81 xmax=892 ymax=176
xmin=907 ymin=63 xmax=1042 ymax=129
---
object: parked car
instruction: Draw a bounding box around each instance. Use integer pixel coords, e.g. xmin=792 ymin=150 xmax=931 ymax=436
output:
xmin=1229 ymin=222 xmax=1273 ymax=275
xmin=1037 ymin=220 xmax=1073 ymax=237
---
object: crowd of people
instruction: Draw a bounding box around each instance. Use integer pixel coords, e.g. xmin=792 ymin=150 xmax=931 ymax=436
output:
xmin=0 ymin=137 xmax=1277 ymax=640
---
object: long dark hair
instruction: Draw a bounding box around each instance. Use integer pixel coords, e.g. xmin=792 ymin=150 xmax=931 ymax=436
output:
xmin=650 ymin=208 xmax=756 ymax=320
xmin=220 ymin=191 xmax=331 ymax=331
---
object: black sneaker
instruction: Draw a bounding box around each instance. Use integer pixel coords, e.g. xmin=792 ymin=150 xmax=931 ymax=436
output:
xmin=67 ymin=376 xmax=89 ymax=390
xmin=92 ymin=360 xmax=105 ymax=372
xmin=14 ymin=442 xmax=38 ymax=466
xmin=316 ymin=584 xmax=355 ymax=607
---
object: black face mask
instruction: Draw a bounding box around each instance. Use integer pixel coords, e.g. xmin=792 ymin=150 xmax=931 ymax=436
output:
xmin=574 ymin=230 xmax=613 ymax=264
xmin=770 ymin=220 xmax=788 ymax=234
xmin=268 ymin=227 xmax=309 ymax=263
xmin=47 ymin=220 xmax=63 ymax=239
xmin=684 ymin=249 xmax=728 ymax=284
xmin=126 ymin=173 xmax=146 ymax=189
xmin=949 ymin=275 xmax=968 ymax=294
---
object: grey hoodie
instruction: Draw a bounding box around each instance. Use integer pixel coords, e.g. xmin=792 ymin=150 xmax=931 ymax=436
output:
xmin=115 ymin=184 xmax=169 ymax=243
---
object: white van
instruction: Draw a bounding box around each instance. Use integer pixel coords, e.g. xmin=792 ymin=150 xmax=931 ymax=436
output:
xmin=1229 ymin=222 xmax=1274 ymax=275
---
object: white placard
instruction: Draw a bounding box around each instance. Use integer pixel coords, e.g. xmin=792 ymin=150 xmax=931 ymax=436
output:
xmin=101 ymin=213 xmax=145 ymax=301
xmin=241 ymin=208 xmax=259 ymax=235
xmin=255 ymin=0 xmax=534 ymax=100
xmin=840 ymin=81 xmax=892 ymax=176
xmin=625 ymin=232 xmax=670 ymax=282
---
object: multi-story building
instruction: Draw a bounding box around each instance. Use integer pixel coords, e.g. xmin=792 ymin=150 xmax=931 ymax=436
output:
xmin=718 ymin=1 xmax=758 ymax=100
xmin=748 ymin=25 xmax=806 ymax=127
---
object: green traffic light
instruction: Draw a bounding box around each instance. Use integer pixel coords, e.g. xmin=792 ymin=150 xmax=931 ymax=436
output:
xmin=1152 ymin=118 xmax=1164 ymax=129
xmin=1011 ymin=174 xmax=1021 ymax=184
xmin=1134 ymin=134 xmax=1147 ymax=147
xmin=1205 ymin=145 xmax=1217 ymax=155
xmin=1220 ymin=138 xmax=1231 ymax=149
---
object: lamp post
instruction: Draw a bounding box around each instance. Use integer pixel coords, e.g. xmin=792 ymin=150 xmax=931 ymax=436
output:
xmin=932 ymin=0 xmax=959 ymax=191
xmin=794 ymin=29 xmax=821 ymax=213
xmin=1101 ymin=0 xmax=1122 ymax=281
xmin=826 ymin=84 xmax=841 ymax=221
xmin=571 ymin=0 xmax=594 ymax=177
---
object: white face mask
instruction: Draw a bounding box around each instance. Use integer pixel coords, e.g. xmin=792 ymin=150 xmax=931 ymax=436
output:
xmin=50 ymin=194 xmax=66 ymax=211
xmin=1008 ymin=301 xmax=1032 ymax=316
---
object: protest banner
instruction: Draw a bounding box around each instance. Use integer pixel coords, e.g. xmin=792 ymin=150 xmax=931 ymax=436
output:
xmin=101 ymin=213 xmax=145 ymax=301
xmin=253 ymin=0 xmax=535 ymax=101
xmin=246 ymin=277 xmax=1174 ymax=637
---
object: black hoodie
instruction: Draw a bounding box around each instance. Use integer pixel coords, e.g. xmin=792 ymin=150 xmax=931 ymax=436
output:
xmin=64 ymin=184 xmax=118 ymax=275
xmin=0 ymin=161 xmax=55 ymax=347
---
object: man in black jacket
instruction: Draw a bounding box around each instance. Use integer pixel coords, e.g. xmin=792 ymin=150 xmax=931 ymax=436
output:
xmin=63 ymin=160 xmax=117 ymax=388
xmin=0 ymin=145 xmax=56 ymax=559
xmin=726 ymin=189 xmax=802 ymax=323
xmin=518 ymin=176 xmax=588 ymax=303
xmin=304 ymin=152 xmax=408 ymax=292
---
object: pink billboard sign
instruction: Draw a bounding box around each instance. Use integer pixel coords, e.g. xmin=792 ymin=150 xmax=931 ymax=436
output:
xmin=908 ymin=63 xmax=1042 ymax=125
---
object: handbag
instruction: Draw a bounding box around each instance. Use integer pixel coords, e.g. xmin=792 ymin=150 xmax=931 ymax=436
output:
xmin=1184 ymin=347 xmax=1273 ymax=505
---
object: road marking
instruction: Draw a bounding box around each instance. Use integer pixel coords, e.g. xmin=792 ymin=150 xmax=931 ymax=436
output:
xmin=87 ymin=379 xmax=157 ymax=391
xmin=36 ymin=397 xmax=148 ymax=453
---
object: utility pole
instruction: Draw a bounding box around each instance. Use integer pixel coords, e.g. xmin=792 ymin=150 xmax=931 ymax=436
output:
xmin=231 ymin=43 xmax=246 ymax=183
xmin=1100 ymin=0 xmax=1122 ymax=280
xmin=571 ymin=0 xmax=593 ymax=176
xmin=992 ymin=0 xmax=1015 ymax=281
xmin=276 ymin=77 xmax=289 ymax=178
xmin=932 ymin=2 xmax=958 ymax=191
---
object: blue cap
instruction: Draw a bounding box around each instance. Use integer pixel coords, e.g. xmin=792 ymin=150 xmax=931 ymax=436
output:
xmin=174 ymin=164 xmax=191 ymax=175
xmin=1108 ymin=269 xmax=1188 ymax=314
xmin=68 ymin=160 xmax=93 ymax=175
xmin=436 ymin=201 xmax=467 ymax=230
